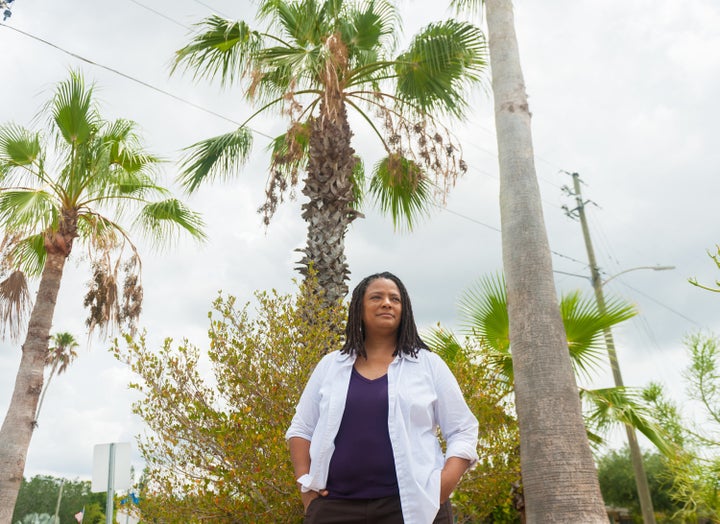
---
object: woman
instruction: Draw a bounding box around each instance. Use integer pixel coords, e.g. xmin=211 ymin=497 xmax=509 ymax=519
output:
xmin=287 ymin=272 xmax=478 ymax=524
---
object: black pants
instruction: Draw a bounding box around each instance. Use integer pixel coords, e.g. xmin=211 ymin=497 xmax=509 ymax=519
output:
xmin=304 ymin=495 xmax=453 ymax=524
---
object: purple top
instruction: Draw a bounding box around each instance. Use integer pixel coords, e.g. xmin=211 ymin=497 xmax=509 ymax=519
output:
xmin=325 ymin=367 xmax=399 ymax=499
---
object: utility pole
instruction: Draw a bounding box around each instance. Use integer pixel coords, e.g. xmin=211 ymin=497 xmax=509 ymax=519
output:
xmin=565 ymin=172 xmax=656 ymax=524
xmin=53 ymin=479 xmax=64 ymax=524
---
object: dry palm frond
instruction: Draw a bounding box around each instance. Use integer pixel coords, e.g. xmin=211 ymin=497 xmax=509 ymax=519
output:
xmin=84 ymin=250 xmax=144 ymax=336
xmin=0 ymin=270 xmax=31 ymax=340
xmin=262 ymin=121 xmax=311 ymax=225
xmin=120 ymin=253 xmax=143 ymax=335
xmin=375 ymin=104 xmax=465 ymax=203
xmin=83 ymin=258 xmax=119 ymax=336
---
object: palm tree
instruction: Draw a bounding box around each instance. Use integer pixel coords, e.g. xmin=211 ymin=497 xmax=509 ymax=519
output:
xmin=0 ymin=71 xmax=205 ymax=521
xmin=450 ymin=274 xmax=668 ymax=448
xmin=34 ymin=332 xmax=80 ymax=426
xmin=440 ymin=0 xmax=610 ymax=518
xmin=173 ymin=0 xmax=486 ymax=308
xmin=427 ymin=274 xmax=670 ymax=520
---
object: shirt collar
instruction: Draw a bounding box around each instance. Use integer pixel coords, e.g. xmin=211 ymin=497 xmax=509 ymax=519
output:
xmin=334 ymin=349 xmax=420 ymax=363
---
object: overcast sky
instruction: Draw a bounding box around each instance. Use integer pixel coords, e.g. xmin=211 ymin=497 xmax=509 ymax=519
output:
xmin=1 ymin=0 xmax=719 ymax=482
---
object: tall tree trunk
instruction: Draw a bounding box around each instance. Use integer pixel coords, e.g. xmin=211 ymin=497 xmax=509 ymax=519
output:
xmin=34 ymin=362 xmax=58 ymax=425
xmin=299 ymin=92 xmax=359 ymax=312
xmin=0 ymin=215 xmax=75 ymax=524
xmin=485 ymin=0 xmax=608 ymax=521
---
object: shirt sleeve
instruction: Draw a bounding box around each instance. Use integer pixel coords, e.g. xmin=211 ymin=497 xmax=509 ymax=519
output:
xmin=431 ymin=353 xmax=479 ymax=467
xmin=285 ymin=353 xmax=331 ymax=441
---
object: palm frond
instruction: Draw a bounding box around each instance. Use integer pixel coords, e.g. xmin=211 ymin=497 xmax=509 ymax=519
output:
xmin=173 ymin=15 xmax=264 ymax=87
xmin=369 ymin=154 xmax=432 ymax=230
xmin=424 ymin=326 xmax=465 ymax=363
xmin=71 ymin=121 xmax=164 ymax=207
xmin=76 ymin=213 xmax=124 ymax=252
xmin=50 ymin=71 xmax=99 ymax=147
xmin=84 ymin=170 xmax=166 ymax=212
xmin=104 ymin=119 xmax=162 ymax=173
xmin=340 ymin=0 xmax=398 ymax=58
xmin=178 ymin=127 xmax=254 ymax=193
xmin=0 ymin=270 xmax=31 ymax=340
xmin=261 ymin=0 xmax=325 ymax=47
xmin=10 ymin=234 xmax=47 ymax=278
xmin=581 ymin=386 xmax=673 ymax=455
xmin=450 ymin=0 xmax=484 ymax=16
xmin=268 ymin=122 xmax=310 ymax=181
xmin=458 ymin=272 xmax=509 ymax=352
xmin=457 ymin=273 xmax=513 ymax=381
xmin=0 ymin=124 xmax=42 ymax=175
xmin=395 ymin=20 xmax=487 ymax=117
xmin=258 ymin=46 xmax=324 ymax=86
xmin=0 ymin=189 xmax=57 ymax=233
xmin=561 ymin=291 xmax=637 ymax=378
xmin=136 ymin=199 xmax=207 ymax=248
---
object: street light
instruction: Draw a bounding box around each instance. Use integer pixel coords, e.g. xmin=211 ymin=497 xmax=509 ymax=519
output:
xmin=601 ymin=265 xmax=675 ymax=287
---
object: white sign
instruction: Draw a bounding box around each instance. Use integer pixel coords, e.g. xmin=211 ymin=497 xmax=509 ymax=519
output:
xmin=116 ymin=510 xmax=139 ymax=524
xmin=92 ymin=442 xmax=132 ymax=492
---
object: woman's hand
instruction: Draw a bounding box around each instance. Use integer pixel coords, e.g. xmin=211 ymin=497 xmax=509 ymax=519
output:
xmin=301 ymin=489 xmax=328 ymax=512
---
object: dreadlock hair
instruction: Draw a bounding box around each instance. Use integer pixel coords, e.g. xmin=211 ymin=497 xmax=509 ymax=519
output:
xmin=340 ymin=271 xmax=429 ymax=359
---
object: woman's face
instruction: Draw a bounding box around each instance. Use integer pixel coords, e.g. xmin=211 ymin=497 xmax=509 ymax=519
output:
xmin=362 ymin=278 xmax=402 ymax=336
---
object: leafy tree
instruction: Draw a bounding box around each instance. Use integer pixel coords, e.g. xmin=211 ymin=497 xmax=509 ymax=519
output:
xmin=78 ymin=503 xmax=104 ymax=524
xmin=11 ymin=475 xmax=105 ymax=524
xmin=173 ymin=0 xmax=486 ymax=309
xmin=644 ymin=332 xmax=720 ymax=522
xmin=34 ymin=332 xmax=79 ymax=425
xmin=113 ymin=279 xmax=343 ymax=522
xmin=596 ymin=447 xmax=682 ymax=523
xmin=115 ymin=278 xmax=519 ymax=522
xmin=0 ymin=71 xmax=205 ymax=521
xmin=689 ymin=245 xmax=720 ymax=293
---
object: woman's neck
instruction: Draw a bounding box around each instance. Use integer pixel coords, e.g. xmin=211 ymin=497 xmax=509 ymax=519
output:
xmin=363 ymin=334 xmax=398 ymax=360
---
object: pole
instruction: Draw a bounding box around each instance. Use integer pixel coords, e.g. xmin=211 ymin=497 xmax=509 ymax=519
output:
xmin=53 ymin=479 xmax=64 ymax=524
xmin=106 ymin=443 xmax=116 ymax=524
xmin=570 ymin=172 xmax=656 ymax=524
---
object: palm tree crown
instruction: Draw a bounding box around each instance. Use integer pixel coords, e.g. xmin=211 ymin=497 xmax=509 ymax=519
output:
xmin=0 ymin=71 xmax=205 ymax=333
xmin=174 ymin=0 xmax=486 ymax=306
xmin=34 ymin=331 xmax=80 ymax=425
xmin=427 ymin=273 xmax=668 ymax=451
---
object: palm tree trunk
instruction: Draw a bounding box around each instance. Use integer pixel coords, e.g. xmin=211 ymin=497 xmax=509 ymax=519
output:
xmin=34 ymin=362 xmax=58 ymax=425
xmin=0 ymin=250 xmax=67 ymax=524
xmin=485 ymin=0 xmax=607 ymax=521
xmin=299 ymin=92 xmax=360 ymax=312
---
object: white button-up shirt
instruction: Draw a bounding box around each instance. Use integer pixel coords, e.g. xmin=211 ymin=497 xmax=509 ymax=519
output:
xmin=286 ymin=349 xmax=479 ymax=524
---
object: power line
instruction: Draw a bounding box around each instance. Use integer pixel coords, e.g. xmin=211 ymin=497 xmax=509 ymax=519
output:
xmin=435 ymin=204 xmax=501 ymax=232
xmin=617 ymin=281 xmax=706 ymax=329
xmin=189 ymin=0 xmax=233 ymax=18
xmin=0 ymin=22 xmax=277 ymax=140
xmin=127 ymin=0 xmax=189 ymax=29
xmin=1 ymin=21 xmax=594 ymax=273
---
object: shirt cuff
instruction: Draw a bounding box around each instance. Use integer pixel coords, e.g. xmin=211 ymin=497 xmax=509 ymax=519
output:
xmin=296 ymin=473 xmax=313 ymax=493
